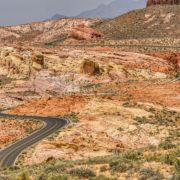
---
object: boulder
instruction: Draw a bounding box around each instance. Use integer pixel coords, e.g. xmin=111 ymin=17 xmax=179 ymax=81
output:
xmin=32 ymin=54 xmax=44 ymax=66
xmin=108 ymin=70 xmax=127 ymax=81
xmin=32 ymin=53 xmax=45 ymax=71
xmin=81 ymin=59 xmax=100 ymax=75
xmin=147 ymin=0 xmax=180 ymax=6
xmin=68 ymin=24 xmax=103 ymax=40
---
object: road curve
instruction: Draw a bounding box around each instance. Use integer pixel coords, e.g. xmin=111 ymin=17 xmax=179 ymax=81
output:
xmin=0 ymin=113 xmax=69 ymax=167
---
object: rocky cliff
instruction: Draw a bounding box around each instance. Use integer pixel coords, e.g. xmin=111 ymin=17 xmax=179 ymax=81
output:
xmin=147 ymin=0 xmax=180 ymax=6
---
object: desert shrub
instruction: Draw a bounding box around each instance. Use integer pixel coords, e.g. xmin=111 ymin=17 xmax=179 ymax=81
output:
xmin=117 ymin=127 xmax=124 ymax=131
xmin=174 ymin=159 xmax=180 ymax=172
xmin=86 ymin=156 xmax=115 ymax=165
xmin=148 ymin=107 xmax=156 ymax=113
xmin=100 ymin=165 xmax=108 ymax=172
xmin=0 ymin=75 xmax=12 ymax=85
xmin=16 ymin=172 xmax=31 ymax=180
xmin=90 ymin=175 xmax=117 ymax=180
xmin=145 ymin=154 xmax=160 ymax=162
xmin=123 ymin=150 xmax=143 ymax=161
xmin=159 ymin=141 xmax=176 ymax=150
xmin=148 ymin=145 xmax=157 ymax=151
xmin=171 ymin=173 xmax=180 ymax=180
xmin=175 ymin=72 xmax=180 ymax=78
xmin=122 ymin=102 xmax=131 ymax=107
xmin=134 ymin=116 xmax=149 ymax=124
xmin=83 ymin=83 xmax=101 ymax=89
xmin=8 ymin=166 xmax=20 ymax=171
xmin=43 ymin=34 xmax=67 ymax=47
xmin=122 ymin=102 xmax=137 ymax=108
xmin=63 ymin=112 xmax=79 ymax=123
xmin=46 ymin=173 xmax=69 ymax=180
xmin=44 ymin=164 xmax=58 ymax=174
xmin=69 ymin=168 xmax=96 ymax=178
xmin=38 ymin=171 xmax=70 ymax=180
xmin=46 ymin=157 xmax=56 ymax=163
xmin=161 ymin=151 xmax=179 ymax=166
xmin=139 ymin=168 xmax=163 ymax=180
xmin=109 ymin=160 xmax=132 ymax=172
xmin=155 ymin=116 xmax=168 ymax=125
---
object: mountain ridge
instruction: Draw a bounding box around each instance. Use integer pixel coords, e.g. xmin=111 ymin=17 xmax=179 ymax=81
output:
xmin=49 ymin=0 xmax=147 ymax=20
xmin=76 ymin=0 xmax=146 ymax=18
xmin=46 ymin=14 xmax=66 ymax=21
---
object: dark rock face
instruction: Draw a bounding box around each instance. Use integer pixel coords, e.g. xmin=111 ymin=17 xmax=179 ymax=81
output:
xmin=147 ymin=0 xmax=180 ymax=6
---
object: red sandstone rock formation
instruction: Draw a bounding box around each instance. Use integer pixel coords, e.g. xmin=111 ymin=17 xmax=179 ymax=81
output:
xmin=68 ymin=24 xmax=103 ymax=40
xmin=148 ymin=52 xmax=180 ymax=71
xmin=147 ymin=0 xmax=180 ymax=6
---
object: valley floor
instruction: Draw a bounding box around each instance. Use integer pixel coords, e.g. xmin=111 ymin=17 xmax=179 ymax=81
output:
xmin=0 ymin=45 xmax=179 ymax=179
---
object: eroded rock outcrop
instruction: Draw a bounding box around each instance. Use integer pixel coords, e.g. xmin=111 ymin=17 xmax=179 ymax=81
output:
xmin=32 ymin=53 xmax=45 ymax=71
xmin=148 ymin=52 xmax=180 ymax=71
xmin=1 ymin=18 xmax=98 ymax=45
xmin=0 ymin=47 xmax=45 ymax=78
xmin=68 ymin=24 xmax=103 ymax=40
xmin=147 ymin=0 xmax=180 ymax=6
xmin=81 ymin=59 xmax=100 ymax=75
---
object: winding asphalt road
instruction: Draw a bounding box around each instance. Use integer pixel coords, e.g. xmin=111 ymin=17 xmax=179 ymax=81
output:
xmin=0 ymin=113 xmax=69 ymax=167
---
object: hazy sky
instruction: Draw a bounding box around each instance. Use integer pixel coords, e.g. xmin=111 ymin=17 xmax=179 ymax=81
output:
xmin=0 ymin=0 xmax=114 ymax=26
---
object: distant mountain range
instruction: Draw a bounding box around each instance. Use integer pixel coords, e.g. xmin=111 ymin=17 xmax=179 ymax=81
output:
xmin=76 ymin=0 xmax=147 ymax=18
xmin=49 ymin=0 xmax=147 ymax=20
xmin=46 ymin=14 xmax=66 ymax=21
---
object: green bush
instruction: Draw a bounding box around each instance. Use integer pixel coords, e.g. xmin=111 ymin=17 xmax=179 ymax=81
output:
xmin=47 ymin=173 xmax=69 ymax=180
xmin=174 ymin=159 xmax=180 ymax=172
xmin=175 ymin=72 xmax=180 ymax=78
xmin=171 ymin=173 xmax=180 ymax=180
xmin=139 ymin=168 xmax=163 ymax=180
xmin=162 ymin=151 xmax=179 ymax=166
xmin=123 ymin=150 xmax=143 ymax=161
xmin=159 ymin=141 xmax=176 ymax=150
xmin=100 ymin=165 xmax=108 ymax=172
xmin=90 ymin=175 xmax=117 ymax=180
xmin=69 ymin=168 xmax=96 ymax=178
xmin=44 ymin=164 xmax=58 ymax=174
xmin=16 ymin=172 xmax=31 ymax=180
xmin=145 ymin=154 xmax=160 ymax=162
xmin=134 ymin=116 xmax=148 ymax=124
xmin=148 ymin=107 xmax=156 ymax=113
xmin=109 ymin=161 xmax=131 ymax=172
xmin=63 ymin=112 xmax=79 ymax=123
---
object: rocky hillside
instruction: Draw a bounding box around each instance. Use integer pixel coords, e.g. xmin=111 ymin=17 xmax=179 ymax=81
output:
xmin=0 ymin=45 xmax=179 ymax=179
xmin=0 ymin=117 xmax=42 ymax=150
xmin=147 ymin=0 xmax=180 ymax=6
xmin=0 ymin=46 xmax=179 ymax=179
xmin=1 ymin=5 xmax=179 ymax=46
xmin=0 ymin=2 xmax=179 ymax=179
xmin=0 ymin=18 xmax=98 ymax=44
xmin=0 ymin=46 xmax=178 ymax=109
xmin=96 ymin=5 xmax=180 ymax=39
